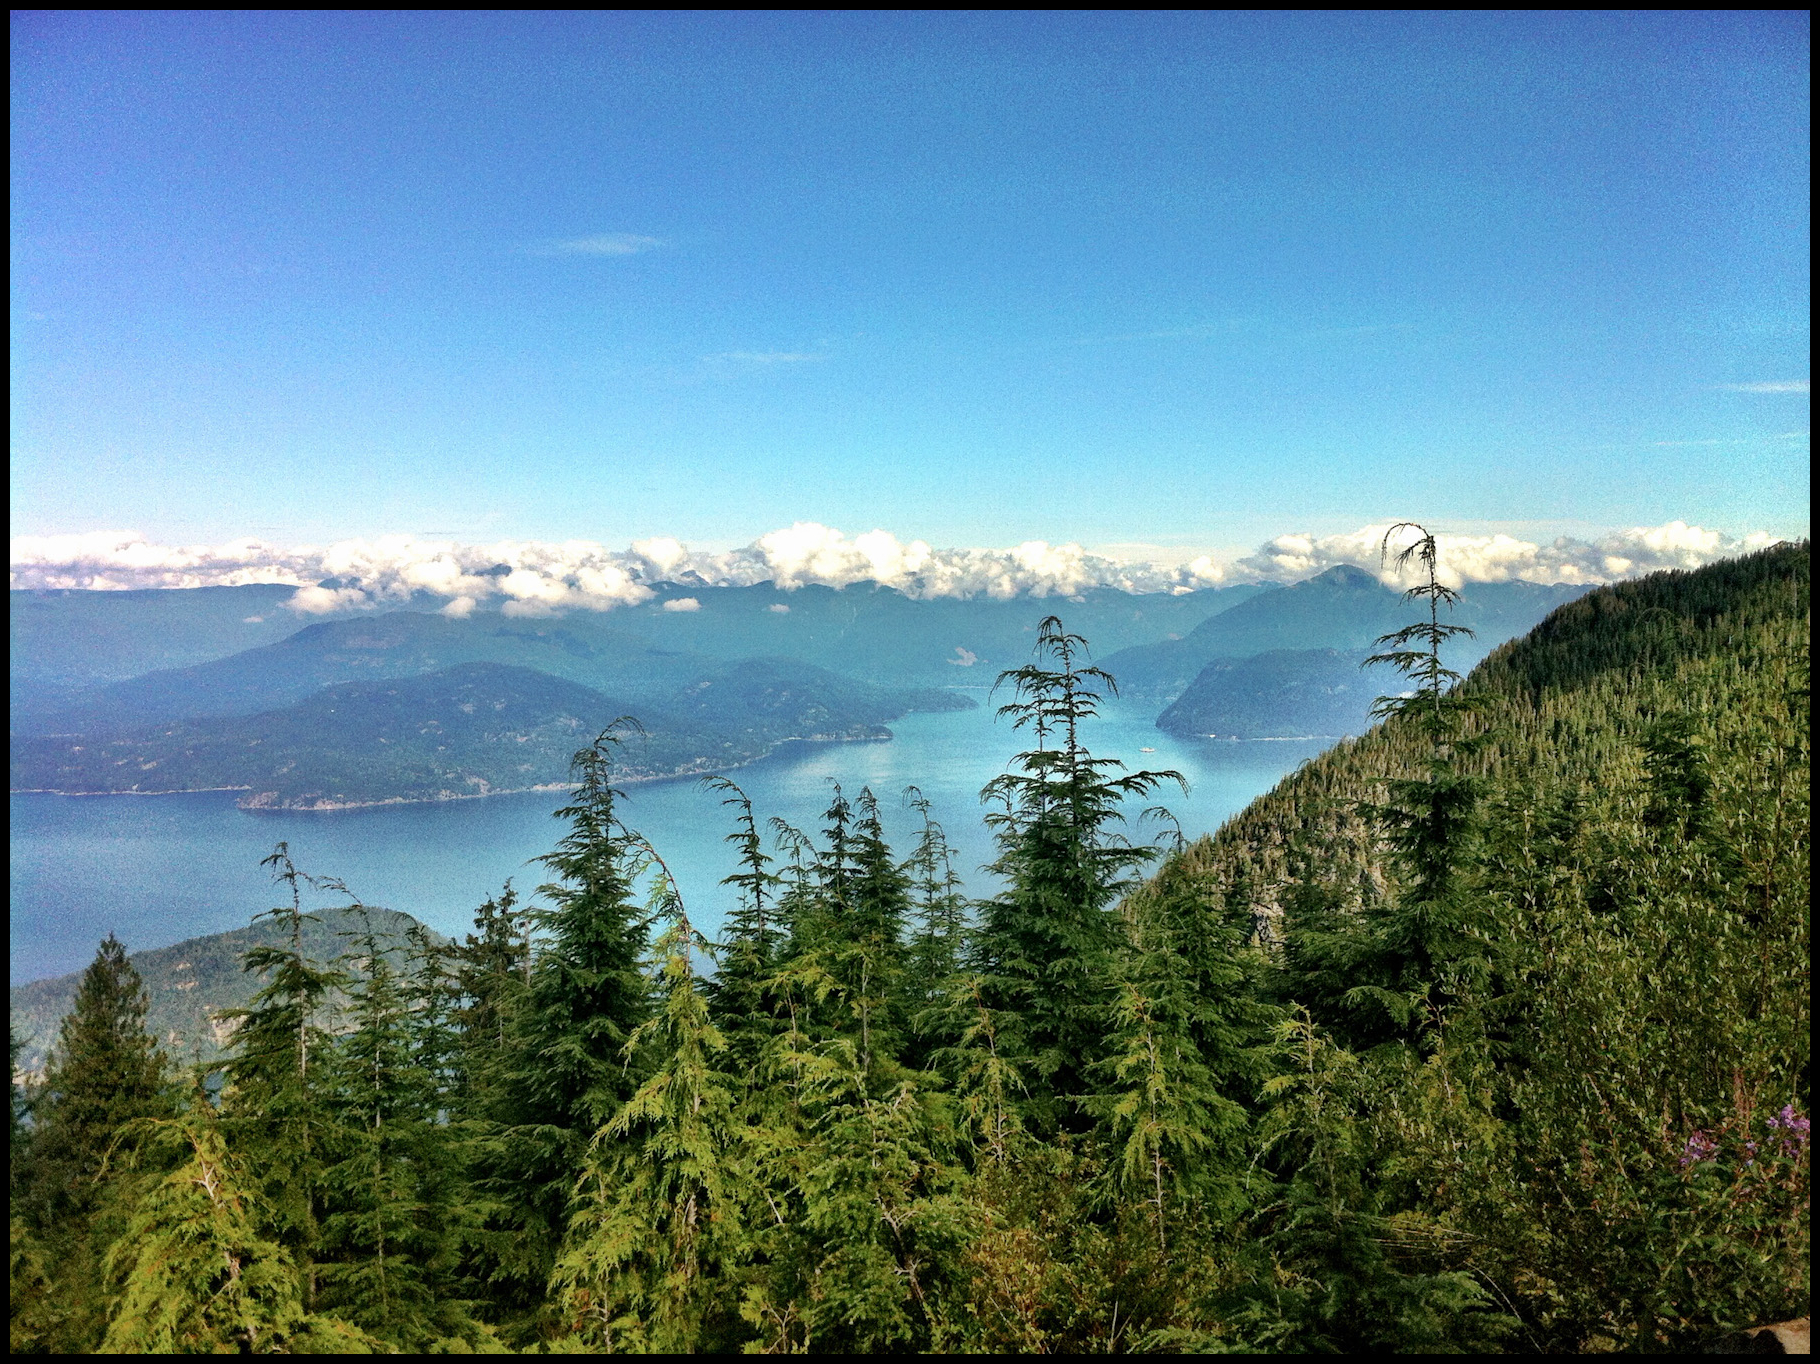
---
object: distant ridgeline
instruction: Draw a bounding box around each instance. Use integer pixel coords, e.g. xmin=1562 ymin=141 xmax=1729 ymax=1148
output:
xmin=1150 ymin=541 xmax=1811 ymax=934
xmin=11 ymin=905 xmax=438 ymax=1076
xmin=10 ymin=658 xmax=968 ymax=810
xmin=10 ymin=570 xmax=1591 ymax=808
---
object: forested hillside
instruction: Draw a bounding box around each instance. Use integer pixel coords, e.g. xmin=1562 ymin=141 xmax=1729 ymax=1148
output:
xmin=10 ymin=542 xmax=1807 ymax=1353
xmin=11 ymin=659 xmax=968 ymax=809
xmin=11 ymin=906 xmax=437 ymax=1076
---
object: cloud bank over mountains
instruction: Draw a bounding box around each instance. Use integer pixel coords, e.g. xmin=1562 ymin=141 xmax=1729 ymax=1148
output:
xmin=10 ymin=520 xmax=1785 ymax=616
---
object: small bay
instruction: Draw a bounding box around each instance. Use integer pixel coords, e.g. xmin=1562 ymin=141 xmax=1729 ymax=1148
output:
xmin=10 ymin=690 xmax=1330 ymax=985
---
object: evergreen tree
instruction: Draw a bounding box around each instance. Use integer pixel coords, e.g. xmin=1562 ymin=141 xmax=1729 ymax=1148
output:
xmin=777 ymin=783 xmax=906 ymax=1065
xmin=700 ymin=776 xmax=781 ymax=1078
xmin=449 ymin=880 xmax=528 ymax=1122
xmin=552 ymin=851 xmax=747 ymax=1352
xmin=12 ymin=935 xmax=173 ymax=1352
xmin=17 ymin=934 xmax=170 ymax=1226
xmin=903 ymin=787 xmax=970 ymax=1002
xmin=901 ymin=787 xmax=971 ymax=1071
xmin=216 ymin=845 xmax=348 ymax=1302
xmin=972 ymin=615 xmax=1184 ymax=1128
xmin=1086 ymin=861 xmax=1262 ymax=1259
xmin=743 ymin=1027 xmax=977 ymax=1353
xmin=315 ymin=910 xmax=461 ymax=1348
xmin=99 ymin=1088 xmax=309 ymax=1353
xmin=473 ymin=723 xmax=655 ymax=1329
xmin=1350 ymin=524 xmax=1494 ymax=1039
xmin=521 ymin=722 xmax=656 ymax=1135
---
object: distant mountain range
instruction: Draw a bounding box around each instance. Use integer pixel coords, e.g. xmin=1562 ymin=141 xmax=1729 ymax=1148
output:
xmin=1104 ymin=565 xmax=1592 ymax=724
xmin=9 ymin=569 xmax=1596 ymax=803
xmin=11 ymin=579 xmax=1271 ymax=699
xmin=11 ymin=659 xmax=967 ymax=810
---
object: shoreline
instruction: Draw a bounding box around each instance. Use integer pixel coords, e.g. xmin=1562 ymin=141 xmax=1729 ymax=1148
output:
xmin=8 ymin=730 xmax=898 ymax=813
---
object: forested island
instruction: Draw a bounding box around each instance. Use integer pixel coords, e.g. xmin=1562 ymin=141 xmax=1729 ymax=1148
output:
xmin=10 ymin=539 xmax=1809 ymax=1353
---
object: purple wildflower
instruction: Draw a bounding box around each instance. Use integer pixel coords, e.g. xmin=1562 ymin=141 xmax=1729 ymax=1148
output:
xmin=1681 ymin=1130 xmax=1719 ymax=1169
xmin=1767 ymin=1104 xmax=1810 ymax=1155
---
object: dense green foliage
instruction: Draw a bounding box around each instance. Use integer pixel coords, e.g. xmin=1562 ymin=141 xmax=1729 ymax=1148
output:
xmin=11 ymin=544 xmax=1808 ymax=1352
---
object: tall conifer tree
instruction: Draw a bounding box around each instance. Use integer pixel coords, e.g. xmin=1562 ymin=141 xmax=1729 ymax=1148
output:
xmin=972 ymin=616 xmax=1183 ymax=1128
xmin=13 ymin=935 xmax=172 ymax=1351
xmin=216 ymin=845 xmax=347 ymax=1302
xmin=475 ymin=724 xmax=654 ymax=1328
xmin=552 ymin=852 xmax=747 ymax=1352
xmin=18 ymin=934 xmax=170 ymax=1226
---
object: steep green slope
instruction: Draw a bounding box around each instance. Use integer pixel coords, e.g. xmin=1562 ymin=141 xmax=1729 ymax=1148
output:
xmin=10 ymin=905 xmax=438 ymax=1076
xmin=1156 ymin=542 xmax=1807 ymax=930
xmin=1124 ymin=541 xmax=1809 ymax=1351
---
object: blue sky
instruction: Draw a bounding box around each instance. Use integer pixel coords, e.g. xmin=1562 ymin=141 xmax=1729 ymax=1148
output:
xmin=10 ymin=11 xmax=1809 ymax=557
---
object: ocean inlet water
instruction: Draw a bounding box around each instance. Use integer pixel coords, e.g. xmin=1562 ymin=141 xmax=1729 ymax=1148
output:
xmin=10 ymin=690 xmax=1330 ymax=985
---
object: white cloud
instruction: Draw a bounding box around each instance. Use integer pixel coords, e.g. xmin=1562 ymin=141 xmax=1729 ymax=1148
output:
xmin=1721 ymin=380 xmax=1809 ymax=393
xmin=1231 ymin=520 xmax=1780 ymax=589
xmin=289 ymin=584 xmax=369 ymax=615
xmin=532 ymin=233 xmax=665 ymax=257
xmin=10 ymin=519 xmax=1792 ymax=609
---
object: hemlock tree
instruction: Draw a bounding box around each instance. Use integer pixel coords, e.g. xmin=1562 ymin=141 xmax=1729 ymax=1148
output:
xmin=552 ymin=852 xmax=747 ymax=1352
xmin=972 ymin=616 xmax=1184 ymax=1129
xmin=521 ymin=722 xmax=657 ymax=1135
xmin=701 ymin=776 xmax=781 ymax=1079
xmin=99 ymin=1088 xmax=309 ymax=1354
xmin=316 ymin=910 xmax=475 ymax=1349
xmin=216 ymin=846 xmax=348 ymax=1302
xmin=473 ymin=724 xmax=656 ymax=1327
xmin=1351 ymin=523 xmax=1494 ymax=1039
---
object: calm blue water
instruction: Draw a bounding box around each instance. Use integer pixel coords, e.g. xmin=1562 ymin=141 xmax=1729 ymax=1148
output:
xmin=11 ymin=692 xmax=1327 ymax=984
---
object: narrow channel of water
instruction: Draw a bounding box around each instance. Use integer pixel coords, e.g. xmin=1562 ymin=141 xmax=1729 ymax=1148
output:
xmin=10 ymin=692 xmax=1330 ymax=984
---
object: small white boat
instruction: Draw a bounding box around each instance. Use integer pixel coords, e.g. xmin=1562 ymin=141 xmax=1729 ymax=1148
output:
xmin=1139 ymin=746 xmax=1155 ymax=753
